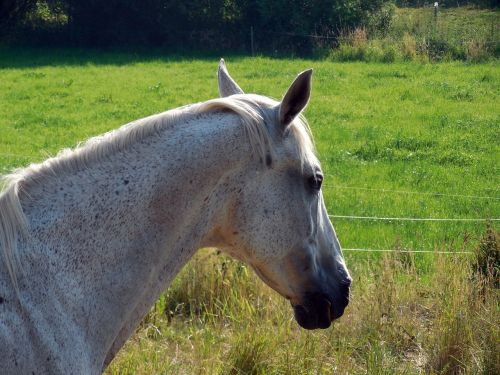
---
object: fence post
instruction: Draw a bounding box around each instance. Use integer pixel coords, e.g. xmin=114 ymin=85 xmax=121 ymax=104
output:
xmin=433 ymin=2 xmax=439 ymax=30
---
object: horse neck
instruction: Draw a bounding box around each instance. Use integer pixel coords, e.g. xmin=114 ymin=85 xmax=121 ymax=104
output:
xmin=18 ymin=111 xmax=251 ymax=369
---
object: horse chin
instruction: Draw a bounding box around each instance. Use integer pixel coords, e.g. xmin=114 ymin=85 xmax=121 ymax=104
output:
xmin=292 ymin=294 xmax=337 ymax=330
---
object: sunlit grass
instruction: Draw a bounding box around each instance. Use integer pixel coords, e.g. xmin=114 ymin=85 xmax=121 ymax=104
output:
xmin=0 ymin=48 xmax=498 ymax=373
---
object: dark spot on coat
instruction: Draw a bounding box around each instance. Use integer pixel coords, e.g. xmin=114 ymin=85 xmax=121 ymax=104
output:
xmin=265 ymin=154 xmax=272 ymax=167
xmin=123 ymin=179 xmax=129 ymax=185
xmin=115 ymin=191 xmax=119 ymax=195
xmin=0 ymin=296 xmax=4 ymax=304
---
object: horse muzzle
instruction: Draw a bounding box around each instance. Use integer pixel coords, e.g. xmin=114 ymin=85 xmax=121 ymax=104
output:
xmin=292 ymin=286 xmax=350 ymax=330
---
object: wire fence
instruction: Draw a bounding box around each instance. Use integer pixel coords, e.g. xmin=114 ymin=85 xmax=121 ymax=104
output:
xmin=248 ymin=10 xmax=500 ymax=57
xmin=329 ymin=215 xmax=499 ymax=222
xmin=343 ymin=248 xmax=473 ymax=254
xmin=0 ymin=151 xmax=498 ymax=255
xmin=323 ymin=181 xmax=500 ymax=201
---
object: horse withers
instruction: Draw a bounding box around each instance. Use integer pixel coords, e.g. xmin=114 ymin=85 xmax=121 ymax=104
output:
xmin=0 ymin=60 xmax=351 ymax=374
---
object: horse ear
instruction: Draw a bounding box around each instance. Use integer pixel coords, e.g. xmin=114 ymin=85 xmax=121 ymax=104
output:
xmin=279 ymin=69 xmax=313 ymax=127
xmin=218 ymin=58 xmax=244 ymax=97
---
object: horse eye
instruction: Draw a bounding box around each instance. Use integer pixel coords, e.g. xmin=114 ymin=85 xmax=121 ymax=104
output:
xmin=308 ymin=174 xmax=323 ymax=191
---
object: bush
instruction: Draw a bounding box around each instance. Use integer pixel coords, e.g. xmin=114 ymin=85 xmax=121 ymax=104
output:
xmin=330 ymin=41 xmax=400 ymax=63
xmin=465 ymin=39 xmax=490 ymax=62
xmin=402 ymin=32 xmax=417 ymax=60
xmin=330 ymin=28 xmax=400 ymax=62
xmin=367 ymin=2 xmax=396 ymax=36
xmin=330 ymin=44 xmax=366 ymax=62
xmin=426 ymin=34 xmax=466 ymax=61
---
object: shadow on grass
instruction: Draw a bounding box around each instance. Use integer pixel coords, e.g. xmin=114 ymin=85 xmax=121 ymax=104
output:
xmin=0 ymin=46 xmax=309 ymax=69
xmin=0 ymin=46 xmax=245 ymax=69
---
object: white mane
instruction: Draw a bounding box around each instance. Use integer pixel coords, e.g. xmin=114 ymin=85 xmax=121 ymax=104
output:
xmin=0 ymin=93 xmax=316 ymax=290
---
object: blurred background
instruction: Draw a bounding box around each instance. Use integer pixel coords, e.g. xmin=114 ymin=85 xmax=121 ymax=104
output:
xmin=1 ymin=0 xmax=498 ymax=61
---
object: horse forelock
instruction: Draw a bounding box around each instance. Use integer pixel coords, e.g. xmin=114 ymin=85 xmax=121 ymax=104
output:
xmin=0 ymin=93 xmax=316 ymax=291
xmin=201 ymin=94 xmax=317 ymax=169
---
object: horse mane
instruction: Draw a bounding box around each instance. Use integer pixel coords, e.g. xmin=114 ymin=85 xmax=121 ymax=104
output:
xmin=0 ymin=93 xmax=316 ymax=290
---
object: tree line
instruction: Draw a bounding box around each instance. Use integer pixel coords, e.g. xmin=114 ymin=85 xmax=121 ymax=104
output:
xmin=1 ymin=1 xmax=497 ymax=54
xmin=2 ymin=0 xmax=393 ymax=53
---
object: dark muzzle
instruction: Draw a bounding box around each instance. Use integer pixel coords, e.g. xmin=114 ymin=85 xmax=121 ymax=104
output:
xmin=292 ymin=286 xmax=350 ymax=330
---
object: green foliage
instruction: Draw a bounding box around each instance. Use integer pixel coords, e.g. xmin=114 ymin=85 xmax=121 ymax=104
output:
xmin=329 ymin=7 xmax=499 ymax=62
xmin=367 ymin=2 xmax=397 ymax=35
xmin=5 ymin=2 xmax=499 ymax=61
xmin=330 ymin=39 xmax=398 ymax=62
xmin=4 ymin=0 xmax=394 ymax=55
xmin=427 ymin=34 xmax=466 ymax=60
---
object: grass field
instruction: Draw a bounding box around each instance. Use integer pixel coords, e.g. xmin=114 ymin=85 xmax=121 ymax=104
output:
xmin=0 ymin=49 xmax=499 ymax=373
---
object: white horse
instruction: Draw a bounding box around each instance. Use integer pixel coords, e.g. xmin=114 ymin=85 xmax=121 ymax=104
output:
xmin=0 ymin=60 xmax=351 ymax=374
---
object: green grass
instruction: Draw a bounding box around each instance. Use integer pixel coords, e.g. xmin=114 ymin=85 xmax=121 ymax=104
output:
xmin=0 ymin=48 xmax=499 ymax=373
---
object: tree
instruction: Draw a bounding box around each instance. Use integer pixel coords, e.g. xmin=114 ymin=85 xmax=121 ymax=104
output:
xmin=0 ymin=0 xmax=36 ymax=29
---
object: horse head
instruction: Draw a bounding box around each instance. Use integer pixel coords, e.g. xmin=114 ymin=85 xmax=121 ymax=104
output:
xmin=216 ymin=60 xmax=351 ymax=329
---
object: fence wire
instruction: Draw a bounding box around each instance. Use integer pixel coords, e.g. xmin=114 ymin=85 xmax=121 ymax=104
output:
xmin=329 ymin=215 xmax=499 ymax=222
xmin=323 ymin=183 xmax=500 ymax=201
xmin=1 ymin=152 xmax=497 ymax=254
xmin=343 ymin=248 xmax=472 ymax=254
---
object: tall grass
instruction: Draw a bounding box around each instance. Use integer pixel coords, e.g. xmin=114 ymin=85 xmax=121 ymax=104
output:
xmin=105 ymin=234 xmax=499 ymax=374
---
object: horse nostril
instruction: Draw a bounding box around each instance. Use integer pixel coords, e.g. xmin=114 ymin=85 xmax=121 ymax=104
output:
xmin=342 ymin=281 xmax=351 ymax=294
